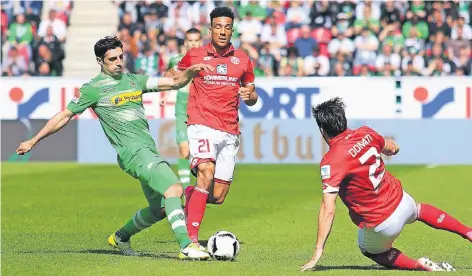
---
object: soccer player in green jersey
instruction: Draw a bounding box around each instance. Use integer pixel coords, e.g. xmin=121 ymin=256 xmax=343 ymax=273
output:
xmin=15 ymin=36 xmax=213 ymax=260
xmin=164 ymin=28 xmax=202 ymax=200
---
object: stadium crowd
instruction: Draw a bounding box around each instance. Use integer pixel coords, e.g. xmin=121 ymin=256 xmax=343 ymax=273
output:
xmin=115 ymin=0 xmax=472 ymax=77
xmin=1 ymin=0 xmax=71 ymax=77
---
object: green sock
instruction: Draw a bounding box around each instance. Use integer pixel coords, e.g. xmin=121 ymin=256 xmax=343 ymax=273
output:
xmin=178 ymin=158 xmax=191 ymax=190
xmin=117 ymin=207 xmax=165 ymax=241
xmin=166 ymin=197 xmax=192 ymax=249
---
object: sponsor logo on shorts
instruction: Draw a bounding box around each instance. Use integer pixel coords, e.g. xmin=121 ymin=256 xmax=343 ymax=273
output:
xmin=321 ymin=165 xmax=331 ymax=180
xmin=216 ymin=64 xmax=227 ymax=75
xmin=111 ymin=91 xmax=142 ymax=106
xmin=437 ymin=214 xmax=445 ymax=223
xmin=231 ymin=56 xmax=240 ymax=65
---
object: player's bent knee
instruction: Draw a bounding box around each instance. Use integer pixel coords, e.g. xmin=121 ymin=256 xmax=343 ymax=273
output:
xmin=163 ymin=183 xmax=184 ymax=198
xmin=149 ymin=206 xmax=166 ymax=219
xmin=359 ymin=246 xmax=374 ymax=258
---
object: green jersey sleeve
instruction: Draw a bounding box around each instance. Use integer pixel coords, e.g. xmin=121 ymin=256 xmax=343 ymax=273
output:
xmin=66 ymin=84 xmax=98 ymax=115
xmin=132 ymin=73 xmax=156 ymax=93
xmin=167 ymin=56 xmax=180 ymax=70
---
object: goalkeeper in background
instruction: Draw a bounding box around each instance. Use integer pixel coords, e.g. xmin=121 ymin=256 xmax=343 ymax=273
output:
xmin=164 ymin=28 xmax=203 ymax=209
xmin=16 ymin=36 xmax=213 ymax=260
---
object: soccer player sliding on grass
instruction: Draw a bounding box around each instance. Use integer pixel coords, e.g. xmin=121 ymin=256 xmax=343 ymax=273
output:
xmin=301 ymin=97 xmax=471 ymax=272
xmin=16 ymin=36 xmax=213 ymax=260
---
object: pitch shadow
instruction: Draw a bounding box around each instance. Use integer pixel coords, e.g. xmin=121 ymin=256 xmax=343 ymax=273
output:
xmin=312 ymin=265 xmax=388 ymax=271
xmin=5 ymin=249 xmax=176 ymax=259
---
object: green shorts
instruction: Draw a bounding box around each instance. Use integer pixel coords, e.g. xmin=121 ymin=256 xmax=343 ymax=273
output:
xmin=175 ymin=115 xmax=188 ymax=145
xmin=119 ymin=148 xmax=180 ymax=208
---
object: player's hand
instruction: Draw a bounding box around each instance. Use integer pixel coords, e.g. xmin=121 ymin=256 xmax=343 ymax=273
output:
xmin=188 ymin=63 xmax=214 ymax=73
xmin=300 ymin=248 xmax=323 ymax=272
xmin=238 ymin=87 xmax=251 ymax=101
xmin=16 ymin=140 xmax=35 ymax=155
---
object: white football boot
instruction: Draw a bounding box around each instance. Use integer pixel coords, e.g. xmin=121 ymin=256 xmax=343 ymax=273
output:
xmin=417 ymin=257 xmax=444 ymax=272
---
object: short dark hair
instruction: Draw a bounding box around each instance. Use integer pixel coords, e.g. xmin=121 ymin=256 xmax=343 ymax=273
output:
xmin=94 ymin=36 xmax=123 ymax=60
xmin=210 ymin=7 xmax=234 ymax=24
xmin=186 ymin=28 xmax=201 ymax=35
xmin=312 ymin=97 xmax=347 ymax=138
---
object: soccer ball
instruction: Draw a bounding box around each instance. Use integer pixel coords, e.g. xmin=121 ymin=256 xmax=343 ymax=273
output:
xmin=207 ymin=231 xmax=240 ymax=261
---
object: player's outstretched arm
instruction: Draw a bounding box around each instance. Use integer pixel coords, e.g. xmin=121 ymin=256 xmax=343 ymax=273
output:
xmin=156 ymin=64 xmax=214 ymax=91
xmin=16 ymin=109 xmax=74 ymax=155
xmin=382 ymin=139 xmax=400 ymax=156
xmin=301 ymin=192 xmax=337 ymax=272
xmin=239 ymin=85 xmax=258 ymax=106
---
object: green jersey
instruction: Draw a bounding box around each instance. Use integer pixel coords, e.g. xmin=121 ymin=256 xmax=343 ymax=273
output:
xmin=168 ymin=54 xmax=189 ymax=118
xmin=67 ymin=73 xmax=162 ymax=165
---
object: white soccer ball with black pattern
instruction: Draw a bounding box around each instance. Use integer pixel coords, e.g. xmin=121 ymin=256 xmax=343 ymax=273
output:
xmin=207 ymin=231 xmax=240 ymax=261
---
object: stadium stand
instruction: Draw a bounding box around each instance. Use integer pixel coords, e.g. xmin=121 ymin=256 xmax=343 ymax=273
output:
xmin=115 ymin=0 xmax=471 ymax=77
xmin=1 ymin=0 xmax=73 ymax=77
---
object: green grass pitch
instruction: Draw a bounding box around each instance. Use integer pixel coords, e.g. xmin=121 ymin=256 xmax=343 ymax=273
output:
xmin=2 ymin=163 xmax=471 ymax=275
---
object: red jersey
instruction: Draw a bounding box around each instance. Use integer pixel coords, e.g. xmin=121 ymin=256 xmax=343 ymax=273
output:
xmin=177 ymin=43 xmax=255 ymax=134
xmin=320 ymin=126 xmax=403 ymax=228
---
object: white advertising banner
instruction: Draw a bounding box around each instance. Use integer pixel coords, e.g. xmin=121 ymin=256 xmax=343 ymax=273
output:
xmin=1 ymin=77 xmax=470 ymax=120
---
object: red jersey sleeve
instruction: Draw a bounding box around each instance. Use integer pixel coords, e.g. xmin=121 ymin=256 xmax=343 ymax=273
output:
xmin=320 ymin=154 xmax=347 ymax=194
xmin=360 ymin=126 xmax=386 ymax=152
xmin=177 ymin=50 xmax=192 ymax=71
xmin=241 ymin=59 xmax=255 ymax=86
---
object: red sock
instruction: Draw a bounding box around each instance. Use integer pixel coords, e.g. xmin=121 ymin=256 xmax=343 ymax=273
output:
xmin=368 ymin=248 xmax=419 ymax=270
xmin=184 ymin=186 xmax=195 ymax=218
xmin=418 ymin=203 xmax=472 ymax=240
xmin=186 ymin=187 xmax=208 ymax=242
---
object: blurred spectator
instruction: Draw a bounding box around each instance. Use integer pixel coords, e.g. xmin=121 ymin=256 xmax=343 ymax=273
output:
xmin=238 ymin=11 xmax=262 ymax=44
xmin=329 ymin=51 xmax=352 ymax=76
xmin=260 ymin=16 xmax=287 ymax=56
xmin=257 ymin=42 xmax=276 ymax=77
xmin=279 ymin=46 xmax=304 ymax=76
xmin=303 ymin=45 xmax=330 ymax=76
xmin=402 ymin=60 xmax=421 ymax=76
xmin=353 ymin=28 xmax=379 ymax=66
xmin=20 ymin=0 xmax=43 ymax=16
xmin=188 ymin=0 xmax=215 ymax=25
xmin=118 ymin=12 xmax=140 ymax=35
xmin=37 ymin=25 xmax=65 ymax=72
xmin=5 ymin=13 xmax=33 ymax=59
xmin=354 ymin=4 xmax=380 ymax=35
xmin=402 ymin=14 xmax=428 ymax=40
xmin=294 ymin=25 xmax=317 ymax=58
xmin=309 ymin=0 xmax=333 ymax=29
xmin=238 ymin=0 xmax=266 ymax=21
xmin=447 ymin=28 xmax=470 ymax=58
xmin=135 ymin=43 xmax=159 ymax=77
xmin=451 ymin=16 xmax=472 ymax=40
xmin=48 ymin=0 xmax=72 ymax=25
xmin=36 ymin=61 xmax=51 ymax=76
xmin=164 ymin=1 xmax=192 ymax=38
xmin=428 ymin=9 xmax=451 ymax=39
xmin=357 ymin=63 xmax=375 ymax=76
xmin=452 ymin=46 xmax=472 ymax=75
xmin=356 ymin=0 xmax=381 ymax=20
xmin=286 ymin=1 xmax=309 ymax=30
xmin=378 ymin=24 xmax=404 ymax=53
xmin=380 ymin=0 xmax=401 ymax=28
xmin=404 ymin=27 xmax=425 ymax=53
xmin=25 ymin=6 xmax=41 ymax=35
xmin=38 ymin=9 xmax=67 ymax=42
xmin=375 ymin=44 xmax=400 ymax=73
xmin=266 ymin=0 xmax=286 ymax=25
xmin=327 ymin=29 xmax=355 ymax=58
xmin=2 ymin=46 xmax=29 ymax=76
xmin=401 ymin=46 xmax=425 ymax=74
xmin=406 ymin=0 xmax=427 ymax=21
xmin=35 ymin=44 xmax=62 ymax=76
xmin=331 ymin=13 xmax=354 ymax=38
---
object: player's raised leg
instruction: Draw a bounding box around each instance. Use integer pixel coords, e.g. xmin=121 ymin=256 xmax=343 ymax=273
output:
xmin=416 ymin=203 xmax=472 ymax=242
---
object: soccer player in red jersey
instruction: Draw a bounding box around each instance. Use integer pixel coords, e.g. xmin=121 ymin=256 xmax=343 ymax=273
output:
xmin=301 ymin=98 xmax=471 ymax=272
xmin=167 ymin=7 xmax=257 ymax=244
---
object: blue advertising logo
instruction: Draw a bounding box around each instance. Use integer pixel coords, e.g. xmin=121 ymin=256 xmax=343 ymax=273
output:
xmin=240 ymin=87 xmax=320 ymax=118
xmin=8 ymin=87 xmax=49 ymax=162
xmin=9 ymin=87 xmax=50 ymax=118
xmin=413 ymin=87 xmax=454 ymax=118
